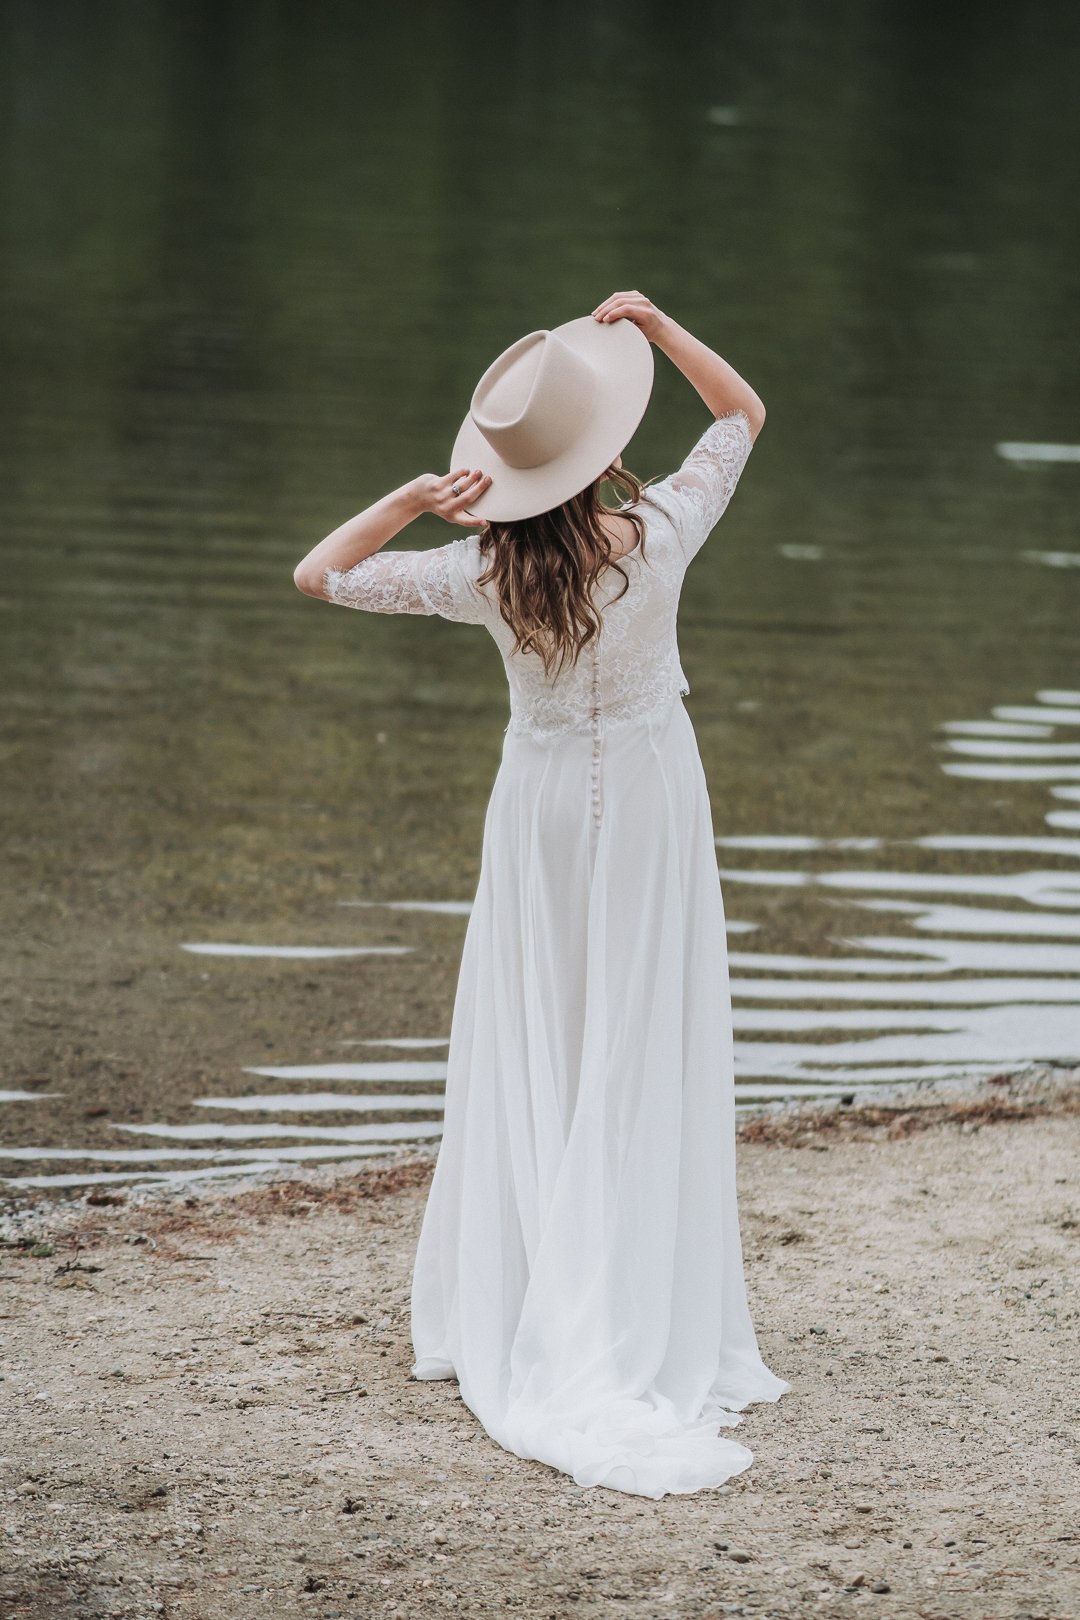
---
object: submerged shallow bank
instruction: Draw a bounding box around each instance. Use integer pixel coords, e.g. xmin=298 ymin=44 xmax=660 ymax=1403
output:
xmin=2 ymin=1069 xmax=1078 ymax=1618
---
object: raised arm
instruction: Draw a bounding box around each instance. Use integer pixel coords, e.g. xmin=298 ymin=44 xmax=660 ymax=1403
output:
xmin=293 ymin=467 xmax=491 ymax=599
xmin=591 ymin=292 xmax=765 ymax=439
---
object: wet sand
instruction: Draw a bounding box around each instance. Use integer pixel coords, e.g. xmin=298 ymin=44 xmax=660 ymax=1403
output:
xmin=3 ymin=1082 xmax=1079 ymax=1620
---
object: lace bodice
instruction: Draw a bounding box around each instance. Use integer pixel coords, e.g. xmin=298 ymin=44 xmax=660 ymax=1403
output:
xmin=325 ymin=412 xmax=753 ymax=741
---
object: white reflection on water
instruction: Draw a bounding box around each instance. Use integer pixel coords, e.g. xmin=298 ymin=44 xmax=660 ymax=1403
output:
xmin=943 ymin=720 xmax=1053 ymax=737
xmin=339 ymin=899 xmax=473 ymax=915
xmin=849 ymin=901 xmax=1080 ymax=937
xmin=181 ymin=943 xmax=412 ymax=958
xmin=340 ymin=1038 xmax=449 ymax=1047
xmin=114 ymin=1121 xmax=443 ymax=1142
xmin=730 ymin=978 xmax=1080 ymax=1002
xmin=719 ymin=866 xmax=1080 ymax=906
xmin=995 ymin=705 xmax=1080 ymax=724
xmin=191 ymin=1092 xmax=445 ymax=1111
xmin=244 ymin=1061 xmax=447 ymax=1081
xmin=1022 ymin=551 xmax=1080 ymax=568
xmin=732 ymin=1005 xmax=1079 ymax=1065
xmin=944 ymin=762 xmax=1080 ymax=780
xmin=4 ymin=1148 xmax=408 ymax=1190
xmin=945 ymin=739 xmax=1080 ymax=759
xmin=915 ymin=835 xmax=1080 ymax=855
xmin=733 ymin=938 xmax=1080 ymax=972
xmin=731 ymin=1005 xmax=1080 ymax=1038
xmin=997 ymin=443 xmax=1080 ymax=462
xmin=733 ymin=1056 xmax=1003 ymax=1082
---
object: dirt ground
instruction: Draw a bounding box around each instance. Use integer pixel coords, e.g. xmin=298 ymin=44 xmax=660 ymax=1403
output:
xmin=2 ymin=1090 xmax=1079 ymax=1620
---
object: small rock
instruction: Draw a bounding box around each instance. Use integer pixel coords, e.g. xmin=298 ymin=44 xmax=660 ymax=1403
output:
xmin=433 ymin=1531 xmax=448 ymax=1545
xmin=30 ymin=1243 xmax=56 ymax=1258
xmin=17 ymin=1481 xmax=38 ymax=1496
xmin=238 ymin=1337 xmax=256 ymax=1346
xmin=727 ymin=1550 xmax=752 ymax=1564
xmin=869 ymin=1581 xmax=890 ymax=1593
xmin=809 ymin=1326 xmax=827 ymax=1336
xmin=854 ymin=1504 xmax=873 ymax=1514
xmin=849 ymin=1573 xmax=866 ymax=1588
xmin=717 ymin=1485 xmax=734 ymax=1497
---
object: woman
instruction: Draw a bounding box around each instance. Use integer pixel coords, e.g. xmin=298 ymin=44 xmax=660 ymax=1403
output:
xmin=294 ymin=291 xmax=787 ymax=1499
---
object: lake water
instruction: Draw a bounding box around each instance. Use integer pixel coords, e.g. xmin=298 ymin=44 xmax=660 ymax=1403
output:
xmin=3 ymin=3 xmax=1080 ymax=1189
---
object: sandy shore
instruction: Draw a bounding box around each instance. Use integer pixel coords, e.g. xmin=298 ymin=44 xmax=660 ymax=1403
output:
xmin=3 ymin=1074 xmax=1079 ymax=1620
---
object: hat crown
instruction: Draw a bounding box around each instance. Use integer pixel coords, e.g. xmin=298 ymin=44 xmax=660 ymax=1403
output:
xmin=470 ymin=330 xmax=597 ymax=470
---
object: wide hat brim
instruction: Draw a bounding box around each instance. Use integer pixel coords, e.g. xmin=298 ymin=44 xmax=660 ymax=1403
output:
xmin=451 ymin=315 xmax=654 ymax=523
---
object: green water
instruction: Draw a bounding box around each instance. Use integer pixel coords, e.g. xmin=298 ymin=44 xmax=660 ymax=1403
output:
xmin=2 ymin=2 xmax=1080 ymax=1166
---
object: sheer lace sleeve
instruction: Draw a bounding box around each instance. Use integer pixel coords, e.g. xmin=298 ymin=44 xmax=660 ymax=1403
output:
xmin=325 ymin=536 xmax=489 ymax=625
xmin=645 ymin=410 xmax=754 ymax=561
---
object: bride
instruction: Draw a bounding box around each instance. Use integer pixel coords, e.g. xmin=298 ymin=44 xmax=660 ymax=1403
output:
xmin=294 ymin=292 xmax=787 ymax=1498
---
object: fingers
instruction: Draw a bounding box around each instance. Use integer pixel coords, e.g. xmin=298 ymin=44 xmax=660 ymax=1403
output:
xmin=441 ymin=467 xmax=490 ymax=518
xmin=592 ymin=291 xmax=647 ymax=322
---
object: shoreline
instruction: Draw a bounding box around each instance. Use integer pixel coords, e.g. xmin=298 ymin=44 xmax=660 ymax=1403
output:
xmin=2 ymin=1062 xmax=1076 ymax=1226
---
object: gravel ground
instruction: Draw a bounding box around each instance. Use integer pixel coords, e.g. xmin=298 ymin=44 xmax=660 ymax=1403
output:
xmin=2 ymin=1074 xmax=1079 ymax=1620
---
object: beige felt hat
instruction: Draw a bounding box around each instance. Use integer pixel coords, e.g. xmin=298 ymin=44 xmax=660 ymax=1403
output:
xmin=451 ymin=315 xmax=654 ymax=523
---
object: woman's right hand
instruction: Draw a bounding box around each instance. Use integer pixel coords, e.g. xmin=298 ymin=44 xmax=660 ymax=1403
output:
xmin=591 ymin=291 xmax=669 ymax=344
xmin=413 ymin=467 xmax=492 ymax=525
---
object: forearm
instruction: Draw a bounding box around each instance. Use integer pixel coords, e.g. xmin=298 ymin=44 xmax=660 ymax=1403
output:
xmin=654 ymin=317 xmax=766 ymax=437
xmin=293 ymin=483 xmax=424 ymax=599
xmin=294 ymin=466 xmax=490 ymax=601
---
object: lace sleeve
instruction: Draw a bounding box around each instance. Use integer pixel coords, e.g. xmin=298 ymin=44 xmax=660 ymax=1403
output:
xmin=645 ymin=410 xmax=754 ymax=561
xmin=325 ymin=537 xmax=488 ymax=625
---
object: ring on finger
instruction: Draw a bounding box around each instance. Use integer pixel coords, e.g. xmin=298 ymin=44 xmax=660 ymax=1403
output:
xmin=451 ymin=482 xmax=462 ymax=496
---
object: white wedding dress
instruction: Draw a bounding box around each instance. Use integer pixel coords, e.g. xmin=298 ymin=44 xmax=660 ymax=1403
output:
xmin=326 ymin=411 xmax=788 ymax=1498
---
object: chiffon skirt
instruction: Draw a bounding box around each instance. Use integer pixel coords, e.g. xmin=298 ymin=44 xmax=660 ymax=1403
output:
xmin=410 ymin=697 xmax=787 ymax=1499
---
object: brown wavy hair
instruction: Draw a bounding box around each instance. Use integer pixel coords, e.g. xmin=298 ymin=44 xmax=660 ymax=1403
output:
xmin=477 ymin=465 xmax=649 ymax=675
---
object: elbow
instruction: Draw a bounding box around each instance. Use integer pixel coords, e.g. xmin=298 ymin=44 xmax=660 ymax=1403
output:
xmin=747 ymin=399 xmax=766 ymax=441
xmin=293 ymin=561 xmax=326 ymax=599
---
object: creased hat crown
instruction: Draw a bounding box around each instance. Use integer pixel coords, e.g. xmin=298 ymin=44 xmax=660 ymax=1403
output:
xmin=470 ymin=330 xmax=597 ymax=469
